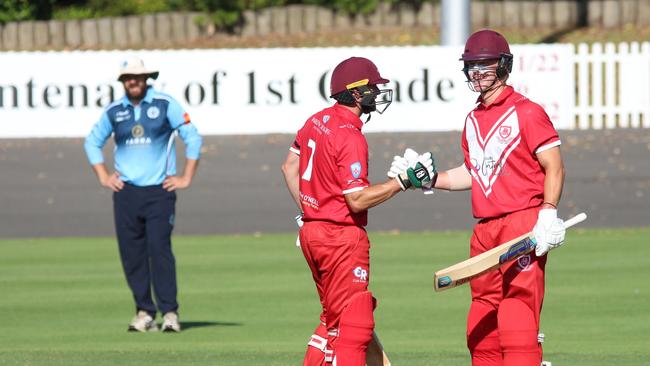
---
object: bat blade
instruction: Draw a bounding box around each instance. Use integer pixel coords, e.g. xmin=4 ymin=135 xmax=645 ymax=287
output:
xmin=434 ymin=212 xmax=587 ymax=292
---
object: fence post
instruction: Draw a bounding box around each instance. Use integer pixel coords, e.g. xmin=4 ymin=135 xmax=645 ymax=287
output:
xmin=81 ymin=19 xmax=98 ymax=49
xmin=639 ymin=42 xmax=650 ymax=127
xmin=602 ymin=0 xmax=620 ymax=28
xmin=576 ymin=43 xmax=590 ymax=129
xmin=520 ymin=1 xmax=537 ymax=28
xmin=65 ymin=20 xmax=82 ymax=49
xmin=98 ymin=18 xmax=113 ymax=48
xmin=588 ymin=0 xmax=603 ymax=27
xmin=18 ymin=21 xmax=34 ymax=50
xmin=604 ymin=43 xmax=617 ymax=128
xmin=640 ymin=1 xmax=650 ymax=26
xmin=417 ymin=2 xmax=436 ymax=27
xmin=48 ymin=20 xmax=64 ymax=49
xmin=34 ymin=21 xmax=50 ymax=49
xmin=591 ymin=43 xmax=604 ymax=129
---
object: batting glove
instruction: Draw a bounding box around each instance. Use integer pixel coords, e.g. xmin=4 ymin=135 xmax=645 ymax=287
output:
xmin=533 ymin=208 xmax=566 ymax=256
xmin=400 ymin=152 xmax=436 ymax=189
xmin=387 ymin=155 xmax=410 ymax=179
xmin=295 ymin=212 xmax=304 ymax=247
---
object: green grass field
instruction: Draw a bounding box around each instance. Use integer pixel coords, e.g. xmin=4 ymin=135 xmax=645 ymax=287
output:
xmin=1 ymin=227 xmax=648 ymax=366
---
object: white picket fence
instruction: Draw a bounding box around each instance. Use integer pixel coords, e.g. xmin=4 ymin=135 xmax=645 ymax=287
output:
xmin=574 ymin=42 xmax=650 ymax=129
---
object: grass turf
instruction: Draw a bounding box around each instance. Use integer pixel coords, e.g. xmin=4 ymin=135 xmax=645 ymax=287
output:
xmin=0 ymin=227 xmax=648 ymax=365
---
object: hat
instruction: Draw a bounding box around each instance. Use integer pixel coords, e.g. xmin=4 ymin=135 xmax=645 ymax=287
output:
xmin=460 ymin=29 xmax=511 ymax=62
xmin=329 ymin=57 xmax=389 ymax=96
xmin=117 ymin=57 xmax=159 ymax=81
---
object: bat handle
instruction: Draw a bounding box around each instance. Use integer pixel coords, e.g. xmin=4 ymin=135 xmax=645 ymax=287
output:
xmin=563 ymin=212 xmax=587 ymax=229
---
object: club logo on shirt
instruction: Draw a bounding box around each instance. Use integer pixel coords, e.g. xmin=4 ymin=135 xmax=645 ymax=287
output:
xmin=499 ymin=125 xmax=512 ymax=140
xmin=131 ymin=124 xmax=145 ymax=138
xmin=350 ymin=162 xmax=362 ymax=179
xmin=126 ymin=124 xmax=152 ymax=145
xmin=146 ymin=106 xmax=160 ymax=119
xmin=353 ymin=266 xmax=368 ymax=282
xmin=517 ymin=254 xmax=532 ymax=272
xmin=323 ymin=115 xmax=330 ymax=123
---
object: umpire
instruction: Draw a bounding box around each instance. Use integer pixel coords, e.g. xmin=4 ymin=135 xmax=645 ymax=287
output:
xmin=84 ymin=57 xmax=202 ymax=332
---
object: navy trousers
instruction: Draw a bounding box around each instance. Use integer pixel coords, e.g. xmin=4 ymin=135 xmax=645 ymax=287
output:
xmin=113 ymin=183 xmax=178 ymax=316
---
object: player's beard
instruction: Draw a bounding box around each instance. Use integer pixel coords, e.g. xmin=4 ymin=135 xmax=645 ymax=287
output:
xmin=124 ymin=81 xmax=147 ymax=104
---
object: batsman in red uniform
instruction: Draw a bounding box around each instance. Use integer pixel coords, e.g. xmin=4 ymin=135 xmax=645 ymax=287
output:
xmin=408 ymin=30 xmax=566 ymax=366
xmin=281 ymin=57 xmax=435 ymax=366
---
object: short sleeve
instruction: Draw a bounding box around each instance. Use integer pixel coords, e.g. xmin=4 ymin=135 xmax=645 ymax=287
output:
xmin=336 ymin=131 xmax=369 ymax=194
xmin=461 ymin=122 xmax=471 ymax=171
xmin=520 ymin=102 xmax=561 ymax=155
xmin=290 ymin=127 xmax=303 ymax=155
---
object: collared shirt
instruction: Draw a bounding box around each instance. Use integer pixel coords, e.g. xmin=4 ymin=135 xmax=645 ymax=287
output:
xmin=462 ymin=86 xmax=561 ymax=219
xmin=84 ymin=87 xmax=202 ymax=187
xmin=290 ymin=103 xmax=369 ymax=227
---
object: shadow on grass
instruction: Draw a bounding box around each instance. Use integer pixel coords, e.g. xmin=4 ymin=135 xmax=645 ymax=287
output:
xmin=181 ymin=321 xmax=242 ymax=331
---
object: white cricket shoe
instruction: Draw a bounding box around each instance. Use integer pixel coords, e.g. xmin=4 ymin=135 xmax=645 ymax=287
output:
xmin=161 ymin=312 xmax=181 ymax=332
xmin=128 ymin=310 xmax=158 ymax=332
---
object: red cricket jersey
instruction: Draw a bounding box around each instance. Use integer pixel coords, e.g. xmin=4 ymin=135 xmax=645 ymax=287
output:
xmin=462 ymin=86 xmax=561 ymax=219
xmin=290 ymin=104 xmax=369 ymax=226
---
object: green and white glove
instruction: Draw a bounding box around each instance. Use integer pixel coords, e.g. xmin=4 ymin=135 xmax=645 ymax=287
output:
xmin=397 ymin=152 xmax=436 ymax=190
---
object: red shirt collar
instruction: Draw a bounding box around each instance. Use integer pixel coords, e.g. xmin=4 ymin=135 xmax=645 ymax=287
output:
xmin=333 ymin=103 xmax=363 ymax=130
xmin=476 ymin=85 xmax=515 ymax=110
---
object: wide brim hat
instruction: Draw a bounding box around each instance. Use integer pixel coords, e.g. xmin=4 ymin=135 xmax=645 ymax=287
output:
xmin=117 ymin=56 xmax=159 ymax=81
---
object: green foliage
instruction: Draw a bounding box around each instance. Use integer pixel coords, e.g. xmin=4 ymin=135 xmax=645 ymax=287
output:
xmin=0 ymin=0 xmax=52 ymax=23
xmin=4 ymin=0 xmax=439 ymax=23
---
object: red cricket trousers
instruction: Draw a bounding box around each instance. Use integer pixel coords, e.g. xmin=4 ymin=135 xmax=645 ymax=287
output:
xmin=299 ymin=221 xmax=372 ymax=365
xmin=467 ymin=206 xmax=547 ymax=366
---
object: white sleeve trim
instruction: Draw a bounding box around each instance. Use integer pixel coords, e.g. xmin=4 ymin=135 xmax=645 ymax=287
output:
xmin=289 ymin=147 xmax=300 ymax=155
xmin=342 ymin=186 xmax=366 ymax=194
xmin=535 ymin=140 xmax=561 ymax=154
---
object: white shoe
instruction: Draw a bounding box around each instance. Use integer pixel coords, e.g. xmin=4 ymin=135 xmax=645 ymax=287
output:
xmin=161 ymin=312 xmax=181 ymax=332
xmin=128 ymin=310 xmax=158 ymax=332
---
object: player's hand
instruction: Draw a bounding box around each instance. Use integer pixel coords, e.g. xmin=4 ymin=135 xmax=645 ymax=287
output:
xmin=163 ymin=176 xmax=191 ymax=191
xmin=533 ymin=208 xmax=566 ymax=256
xmin=398 ymin=152 xmax=436 ymax=190
xmin=403 ymin=148 xmax=419 ymax=167
xmin=101 ymin=171 xmax=124 ymax=192
xmin=391 ymin=148 xmax=420 ymax=190
xmin=387 ymin=155 xmax=409 ymax=178
xmin=294 ymin=212 xmax=304 ymax=247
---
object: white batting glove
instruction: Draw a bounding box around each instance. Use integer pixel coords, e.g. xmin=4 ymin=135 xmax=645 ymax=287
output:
xmin=533 ymin=208 xmax=566 ymax=256
xmin=387 ymin=155 xmax=409 ymax=178
xmin=403 ymin=148 xmax=419 ymax=167
xmin=295 ymin=213 xmax=304 ymax=247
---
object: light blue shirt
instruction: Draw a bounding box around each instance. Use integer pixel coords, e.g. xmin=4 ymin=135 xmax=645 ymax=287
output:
xmin=84 ymin=87 xmax=202 ymax=186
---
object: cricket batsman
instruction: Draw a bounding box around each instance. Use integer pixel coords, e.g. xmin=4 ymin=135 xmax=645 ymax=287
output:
xmin=393 ymin=29 xmax=566 ymax=365
xmin=281 ymin=56 xmax=434 ymax=366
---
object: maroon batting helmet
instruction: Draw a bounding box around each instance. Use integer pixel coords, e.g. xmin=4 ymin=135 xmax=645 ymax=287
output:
xmin=329 ymin=57 xmax=389 ymax=97
xmin=460 ymin=29 xmax=513 ymax=78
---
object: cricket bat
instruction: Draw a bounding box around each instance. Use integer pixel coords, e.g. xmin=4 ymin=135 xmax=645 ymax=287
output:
xmin=366 ymin=331 xmax=391 ymax=366
xmin=434 ymin=212 xmax=587 ymax=292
